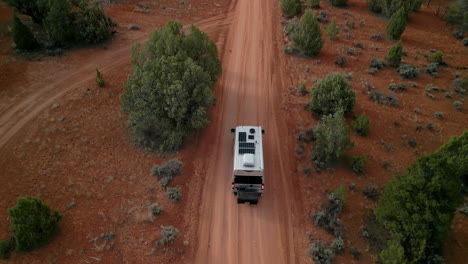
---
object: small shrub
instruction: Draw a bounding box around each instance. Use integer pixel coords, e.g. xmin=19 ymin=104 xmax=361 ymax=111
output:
xmin=333 ymin=185 xmax=347 ymax=204
xmin=330 ymin=0 xmax=349 ymax=7
xmin=309 ymin=73 xmax=355 ymax=116
xmin=370 ymin=58 xmax=385 ymax=69
xmin=331 ymin=237 xmax=345 ymax=253
xmin=349 ymin=155 xmax=366 ymax=174
xmin=425 ymin=63 xmax=438 ymax=77
xmin=291 ymin=10 xmax=324 ymax=56
xmin=326 ymin=18 xmax=340 ymax=41
xmin=302 ymin=167 xmax=312 ymax=177
xmin=298 ymin=82 xmax=308 ymax=95
xmin=428 ymin=51 xmax=443 ymax=64
xmin=453 ymin=101 xmax=463 ymax=111
xmin=427 ymin=122 xmax=434 ymax=130
xmin=0 ymin=240 xmax=12 ymax=259
xmin=335 ymin=56 xmax=347 ymax=67
xmin=346 ymin=20 xmax=355 ymax=29
xmin=158 ymin=225 xmax=180 ymax=246
xmin=453 ymin=78 xmax=467 ymax=95
xmin=408 ymin=138 xmax=417 ymax=148
xmin=453 ymin=28 xmax=464 ymax=39
xmin=8 ymin=196 xmax=63 ymax=252
xmin=166 ymin=187 xmax=182 ymax=202
xmin=352 ymin=114 xmax=370 ymax=136
xmin=363 ymin=185 xmax=380 ymax=200
xmin=397 ymin=83 xmax=406 ymax=91
xmin=459 ymin=206 xmax=468 ymax=216
xmin=307 ymin=241 xmax=335 ymax=264
xmin=371 ymin=33 xmax=383 ymax=41
xmin=148 ymin=203 xmax=163 ymax=216
xmin=368 ymin=68 xmax=378 ymax=75
xmin=307 ymin=0 xmax=321 ymax=9
xmin=347 ymin=48 xmax=355 ymax=55
xmin=386 ymin=7 xmax=407 ymax=40
xmin=386 ymin=40 xmax=402 ymax=67
xmin=385 ymin=92 xmax=399 ymax=107
xmin=408 ymin=82 xmax=417 ymax=87
xmin=151 ymin=159 xmax=183 ymax=188
xmin=463 ymin=38 xmax=468 ymax=46
xmin=444 ymin=2 xmax=465 ymax=25
xmin=285 ymin=17 xmax=299 ymax=36
xmin=96 ymin=68 xmax=104 ymax=87
xmin=388 ymin=83 xmax=397 ymax=91
xmin=280 ymin=0 xmax=302 ymax=18
xmin=397 ymin=64 xmax=419 ymax=79
xmin=317 ymin=10 xmax=329 ymax=24
xmin=350 ymin=248 xmax=361 ymax=260
xmin=413 ymin=108 xmax=421 ymax=114
xmin=434 ymin=112 xmax=444 ymax=120
xmin=369 ymin=90 xmax=385 ymax=104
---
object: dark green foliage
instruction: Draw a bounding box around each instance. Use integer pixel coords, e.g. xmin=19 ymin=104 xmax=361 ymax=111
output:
xmin=74 ymin=0 xmax=114 ymax=44
xmin=330 ymin=0 xmax=348 ymax=7
xmin=280 ymin=0 xmax=302 ymax=18
xmin=12 ymin=13 xmax=39 ymax=50
xmin=148 ymin=203 xmax=163 ymax=216
xmin=312 ymin=111 xmax=353 ymax=164
xmin=151 ymin=159 xmax=183 ymax=187
xmin=367 ymin=0 xmax=421 ymax=17
xmin=330 ymin=237 xmax=344 ymax=253
xmin=428 ymin=51 xmax=443 ymax=64
xmin=375 ymin=132 xmax=467 ymax=262
xmin=326 ymin=18 xmax=339 ymax=41
xmin=309 ymin=73 xmax=355 ymax=117
xmin=386 ymin=7 xmax=407 ymax=40
xmin=121 ymin=21 xmax=220 ymax=153
xmin=333 ymin=185 xmax=347 ymax=204
xmin=44 ymin=0 xmax=74 ymax=45
xmin=307 ymin=0 xmax=321 ymax=9
xmin=0 ymin=240 xmax=12 ymax=259
xmin=96 ymin=68 xmax=104 ymax=87
xmin=4 ymin=0 xmax=50 ymax=23
xmin=386 ymin=40 xmax=402 ymax=67
xmin=166 ymin=187 xmax=182 ymax=202
xmin=157 ymin=225 xmax=180 ymax=246
xmin=307 ymin=241 xmax=335 ymax=264
xmin=349 ymin=155 xmax=366 ymax=174
xmin=380 ymin=240 xmax=406 ymax=264
xmin=367 ymin=0 xmax=382 ymax=13
xmin=291 ymin=10 xmax=324 ymax=57
xmin=352 ymin=114 xmax=370 ymax=136
xmin=444 ymin=1 xmax=468 ymax=27
xmin=8 ymin=196 xmax=62 ymax=252
xmin=285 ymin=17 xmax=299 ymax=37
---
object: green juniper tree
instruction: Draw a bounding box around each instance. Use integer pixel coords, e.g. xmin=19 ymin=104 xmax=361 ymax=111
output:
xmin=386 ymin=7 xmax=407 ymax=40
xmin=12 ymin=13 xmax=39 ymax=50
xmin=291 ymin=10 xmax=323 ymax=57
xmin=326 ymin=18 xmax=339 ymax=40
xmin=386 ymin=40 xmax=403 ymax=67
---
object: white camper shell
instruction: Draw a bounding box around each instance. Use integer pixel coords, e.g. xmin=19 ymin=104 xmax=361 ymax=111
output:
xmin=230 ymin=126 xmax=265 ymax=204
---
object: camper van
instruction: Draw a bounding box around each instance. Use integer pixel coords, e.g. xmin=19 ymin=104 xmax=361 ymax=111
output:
xmin=230 ymin=126 xmax=265 ymax=204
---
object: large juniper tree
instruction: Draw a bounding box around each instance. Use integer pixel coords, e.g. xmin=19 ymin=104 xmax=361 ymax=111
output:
xmin=291 ymin=10 xmax=323 ymax=57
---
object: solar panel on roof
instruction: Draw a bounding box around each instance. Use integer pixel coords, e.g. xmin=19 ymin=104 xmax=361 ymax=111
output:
xmin=239 ymin=142 xmax=255 ymax=154
xmin=239 ymin=132 xmax=246 ymax=142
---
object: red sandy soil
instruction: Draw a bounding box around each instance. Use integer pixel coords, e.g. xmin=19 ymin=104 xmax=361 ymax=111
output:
xmin=0 ymin=0 xmax=466 ymax=264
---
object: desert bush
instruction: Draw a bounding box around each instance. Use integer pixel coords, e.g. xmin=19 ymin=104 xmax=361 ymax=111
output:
xmin=8 ymin=196 xmax=62 ymax=252
xmin=350 ymin=248 xmax=361 ymax=260
xmin=463 ymin=38 xmax=468 ymax=46
xmin=434 ymin=112 xmax=444 ymax=120
xmin=121 ymin=21 xmax=221 ymax=153
xmin=386 ymin=7 xmax=407 ymax=40
xmin=333 ymin=185 xmax=347 ymax=204
xmin=413 ymin=108 xmax=421 ymax=114
xmin=291 ymin=10 xmax=323 ymax=56
xmin=0 ymin=240 xmax=12 ymax=259
xmin=166 ymin=187 xmax=182 ymax=202
xmin=366 ymin=0 xmax=382 ymax=13
xmin=368 ymin=67 xmax=378 ymax=75
xmin=307 ymin=0 xmax=321 ymax=9
xmin=371 ymin=33 xmax=383 ymax=41
xmin=12 ymin=13 xmax=39 ymax=50
xmin=425 ymin=63 xmax=438 ymax=77
xmin=385 ymin=92 xmax=399 ymax=107
xmin=349 ymin=155 xmax=366 ymax=174
xmin=309 ymin=73 xmax=355 ymax=116
xmin=386 ymin=40 xmax=402 ymax=67
xmin=370 ymin=58 xmax=385 ymax=69
xmin=363 ymin=185 xmax=380 ymax=200
xmin=313 ymin=193 xmax=344 ymax=236
xmin=298 ymin=81 xmax=308 ymax=95
xmin=326 ymin=18 xmax=339 ymax=40
xmin=428 ymin=51 xmax=443 ymax=64
xmin=444 ymin=1 xmax=467 ymax=26
xmin=330 ymin=0 xmax=348 ymax=7
xmin=453 ymin=28 xmax=464 ymax=39
xmin=285 ymin=16 xmax=299 ymax=36
xmin=281 ymin=0 xmax=302 ymax=18
xmin=334 ymin=55 xmax=346 ymax=67
xmin=96 ymin=68 xmax=104 ymax=87
xmin=408 ymin=138 xmax=417 ymax=148
xmin=453 ymin=101 xmax=463 ymax=111
xmin=74 ymin=0 xmax=114 ymax=44
xmin=148 ymin=203 xmax=163 ymax=216
xmin=352 ymin=114 xmax=370 ymax=136
xmin=312 ymin=111 xmax=353 ymax=165
xmin=151 ymin=159 xmax=183 ymax=187
xmin=331 ymin=237 xmax=345 ymax=253
xmin=307 ymin=241 xmax=335 ymax=264
xmin=369 ymin=90 xmax=385 ymax=104
xmin=4 ymin=0 xmax=50 ymax=23
xmin=367 ymin=0 xmax=422 ymax=17
xmin=44 ymin=0 xmax=74 ymax=45
xmin=397 ymin=64 xmax=419 ymax=79
xmin=158 ymin=225 xmax=180 ymax=246
xmin=453 ymin=78 xmax=467 ymax=95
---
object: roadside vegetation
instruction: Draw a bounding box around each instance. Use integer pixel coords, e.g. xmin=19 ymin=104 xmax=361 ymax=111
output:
xmin=121 ymin=20 xmax=221 ymax=154
xmin=4 ymin=0 xmax=115 ymax=50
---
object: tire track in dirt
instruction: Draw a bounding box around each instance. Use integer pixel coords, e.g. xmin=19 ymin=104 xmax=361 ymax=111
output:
xmin=192 ymin=0 xmax=301 ymax=263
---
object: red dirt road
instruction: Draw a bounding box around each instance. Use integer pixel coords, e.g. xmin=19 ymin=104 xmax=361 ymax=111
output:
xmin=192 ymin=0 xmax=302 ymax=263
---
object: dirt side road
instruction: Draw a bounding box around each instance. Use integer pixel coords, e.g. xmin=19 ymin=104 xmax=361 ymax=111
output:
xmin=192 ymin=0 xmax=303 ymax=263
